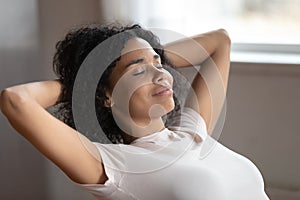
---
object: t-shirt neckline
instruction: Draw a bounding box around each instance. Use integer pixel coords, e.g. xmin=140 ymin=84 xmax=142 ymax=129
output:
xmin=129 ymin=128 xmax=169 ymax=145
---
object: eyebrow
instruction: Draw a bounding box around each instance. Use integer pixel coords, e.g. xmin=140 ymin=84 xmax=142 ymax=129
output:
xmin=125 ymin=54 xmax=161 ymax=68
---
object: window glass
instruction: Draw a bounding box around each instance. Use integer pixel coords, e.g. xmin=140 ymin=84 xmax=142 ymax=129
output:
xmin=101 ymin=0 xmax=300 ymax=63
xmin=105 ymin=0 xmax=300 ymax=44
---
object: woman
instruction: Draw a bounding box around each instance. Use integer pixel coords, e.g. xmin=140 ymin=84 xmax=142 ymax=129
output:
xmin=0 ymin=24 xmax=270 ymax=200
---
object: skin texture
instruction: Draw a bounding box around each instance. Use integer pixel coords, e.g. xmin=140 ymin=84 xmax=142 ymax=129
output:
xmin=106 ymin=37 xmax=175 ymax=139
xmin=0 ymin=28 xmax=230 ymax=185
xmin=0 ymin=81 xmax=108 ymax=184
xmin=164 ymin=29 xmax=231 ymax=135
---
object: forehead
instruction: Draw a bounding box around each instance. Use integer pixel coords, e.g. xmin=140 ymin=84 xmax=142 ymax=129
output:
xmin=121 ymin=37 xmax=153 ymax=54
xmin=108 ymin=37 xmax=159 ymax=90
xmin=120 ymin=37 xmax=157 ymax=63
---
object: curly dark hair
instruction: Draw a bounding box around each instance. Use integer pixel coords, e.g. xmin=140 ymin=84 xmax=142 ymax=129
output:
xmin=52 ymin=23 xmax=181 ymax=144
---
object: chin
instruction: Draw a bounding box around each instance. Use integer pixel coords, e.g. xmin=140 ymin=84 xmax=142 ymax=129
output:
xmin=146 ymin=100 xmax=173 ymax=118
xmin=161 ymin=99 xmax=175 ymax=116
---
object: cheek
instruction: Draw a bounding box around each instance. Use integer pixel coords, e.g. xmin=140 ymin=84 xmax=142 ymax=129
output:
xmin=129 ymin=85 xmax=175 ymax=117
xmin=128 ymin=87 xmax=153 ymax=118
xmin=129 ymin=86 xmax=152 ymax=107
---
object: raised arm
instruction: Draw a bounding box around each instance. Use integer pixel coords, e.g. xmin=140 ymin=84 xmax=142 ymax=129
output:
xmin=0 ymin=80 xmax=107 ymax=184
xmin=164 ymin=29 xmax=231 ymax=135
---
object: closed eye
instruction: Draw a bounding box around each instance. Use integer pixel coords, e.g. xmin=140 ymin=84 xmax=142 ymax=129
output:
xmin=132 ymin=63 xmax=163 ymax=76
xmin=132 ymin=65 xmax=146 ymax=76
xmin=133 ymin=71 xmax=145 ymax=76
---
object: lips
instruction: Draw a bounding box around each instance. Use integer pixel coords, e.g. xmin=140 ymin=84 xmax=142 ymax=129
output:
xmin=152 ymin=86 xmax=173 ymax=96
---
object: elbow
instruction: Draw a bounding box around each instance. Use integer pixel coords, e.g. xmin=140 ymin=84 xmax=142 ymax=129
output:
xmin=0 ymin=89 xmax=27 ymax=116
xmin=217 ymin=28 xmax=231 ymax=46
xmin=0 ymin=89 xmax=11 ymax=114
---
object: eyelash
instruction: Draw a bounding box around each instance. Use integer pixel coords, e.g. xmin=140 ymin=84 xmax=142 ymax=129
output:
xmin=133 ymin=65 xmax=164 ymax=76
xmin=133 ymin=71 xmax=145 ymax=76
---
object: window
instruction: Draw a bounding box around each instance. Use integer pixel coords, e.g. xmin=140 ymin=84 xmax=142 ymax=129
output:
xmin=101 ymin=0 xmax=300 ymax=44
xmin=100 ymin=0 xmax=300 ymax=63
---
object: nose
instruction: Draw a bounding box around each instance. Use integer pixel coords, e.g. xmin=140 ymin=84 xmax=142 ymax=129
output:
xmin=152 ymin=67 xmax=165 ymax=84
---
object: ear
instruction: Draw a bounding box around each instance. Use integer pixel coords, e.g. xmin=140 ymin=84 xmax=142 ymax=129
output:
xmin=104 ymin=98 xmax=114 ymax=107
xmin=103 ymin=89 xmax=114 ymax=108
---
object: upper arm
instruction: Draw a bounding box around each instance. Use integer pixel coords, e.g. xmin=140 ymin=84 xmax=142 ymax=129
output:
xmin=0 ymin=89 xmax=107 ymax=184
xmin=164 ymin=30 xmax=231 ymax=135
xmin=185 ymin=33 xmax=231 ymax=135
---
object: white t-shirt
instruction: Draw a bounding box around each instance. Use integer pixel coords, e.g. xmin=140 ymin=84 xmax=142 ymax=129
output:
xmin=76 ymin=107 xmax=270 ymax=200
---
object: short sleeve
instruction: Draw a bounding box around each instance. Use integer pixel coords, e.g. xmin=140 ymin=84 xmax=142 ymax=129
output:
xmin=73 ymin=143 xmax=124 ymax=200
xmin=167 ymin=107 xmax=208 ymax=141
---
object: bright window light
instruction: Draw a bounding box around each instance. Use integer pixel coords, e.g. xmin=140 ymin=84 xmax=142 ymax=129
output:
xmin=101 ymin=0 xmax=300 ymax=45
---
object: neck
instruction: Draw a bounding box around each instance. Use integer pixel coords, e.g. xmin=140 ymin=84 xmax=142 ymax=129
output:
xmin=113 ymin=111 xmax=166 ymax=144
xmin=122 ymin=120 xmax=165 ymax=144
xmin=132 ymin=117 xmax=166 ymax=137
